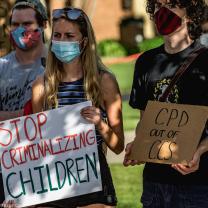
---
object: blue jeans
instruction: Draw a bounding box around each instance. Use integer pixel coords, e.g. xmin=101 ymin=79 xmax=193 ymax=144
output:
xmin=141 ymin=181 xmax=208 ymax=208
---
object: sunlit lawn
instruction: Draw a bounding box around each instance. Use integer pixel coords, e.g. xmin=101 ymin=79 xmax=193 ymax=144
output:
xmin=107 ymin=61 xmax=143 ymax=208
xmin=122 ymin=101 xmax=139 ymax=131
xmin=108 ymin=62 xmax=135 ymax=95
xmin=110 ymin=164 xmax=144 ymax=208
xmin=108 ymin=61 xmax=139 ymax=132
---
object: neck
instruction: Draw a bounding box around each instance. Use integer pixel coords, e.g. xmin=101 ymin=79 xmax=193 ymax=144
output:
xmin=15 ymin=40 xmax=46 ymax=65
xmin=62 ymin=58 xmax=83 ymax=82
xmin=164 ymin=25 xmax=194 ymax=54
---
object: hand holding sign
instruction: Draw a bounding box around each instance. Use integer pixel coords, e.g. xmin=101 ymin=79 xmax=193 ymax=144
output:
xmin=172 ymin=136 xmax=208 ymax=174
xmin=129 ymin=101 xmax=208 ymax=165
xmin=80 ymin=106 xmax=102 ymax=126
xmin=123 ymin=141 xmax=145 ymax=166
xmin=1 ymin=200 xmax=17 ymax=208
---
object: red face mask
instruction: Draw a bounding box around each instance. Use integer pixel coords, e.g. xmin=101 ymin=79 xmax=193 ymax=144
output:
xmin=154 ymin=7 xmax=182 ymax=35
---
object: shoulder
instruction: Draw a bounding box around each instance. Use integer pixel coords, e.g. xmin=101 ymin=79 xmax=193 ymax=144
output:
xmin=32 ymin=75 xmax=45 ymax=94
xmin=0 ymin=51 xmax=15 ymax=62
xmin=198 ymin=46 xmax=208 ymax=58
xmin=100 ymin=70 xmax=118 ymax=88
xmin=194 ymin=46 xmax=208 ymax=69
xmin=135 ymin=45 xmax=164 ymax=64
xmin=0 ymin=52 xmax=15 ymax=69
xmin=99 ymin=70 xmax=120 ymax=99
xmin=134 ymin=45 xmax=164 ymax=69
xmin=32 ymin=75 xmax=45 ymax=112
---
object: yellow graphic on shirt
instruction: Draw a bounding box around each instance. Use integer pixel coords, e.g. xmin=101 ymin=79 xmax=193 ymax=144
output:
xmin=154 ymin=78 xmax=179 ymax=103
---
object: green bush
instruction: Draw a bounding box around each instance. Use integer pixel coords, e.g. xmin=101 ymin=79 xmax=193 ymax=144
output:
xmin=138 ymin=36 xmax=164 ymax=52
xmin=97 ymin=39 xmax=127 ymax=57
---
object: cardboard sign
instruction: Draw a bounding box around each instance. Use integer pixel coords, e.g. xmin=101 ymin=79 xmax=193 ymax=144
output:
xmin=0 ymin=101 xmax=102 ymax=208
xmin=129 ymin=101 xmax=208 ymax=165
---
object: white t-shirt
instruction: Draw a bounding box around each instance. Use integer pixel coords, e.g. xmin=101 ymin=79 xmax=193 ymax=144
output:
xmin=0 ymin=51 xmax=44 ymax=111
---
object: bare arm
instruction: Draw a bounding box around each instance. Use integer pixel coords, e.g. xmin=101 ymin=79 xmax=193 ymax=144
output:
xmin=172 ymin=136 xmax=208 ymax=175
xmin=98 ymin=72 xmax=124 ymax=154
xmin=31 ymin=76 xmax=45 ymax=113
xmin=81 ymin=72 xmax=124 ymax=154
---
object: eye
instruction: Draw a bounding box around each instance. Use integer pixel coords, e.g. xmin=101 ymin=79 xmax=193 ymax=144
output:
xmin=53 ymin=33 xmax=61 ymax=38
xmin=66 ymin=33 xmax=74 ymax=38
xmin=11 ymin=22 xmax=19 ymax=27
xmin=23 ymin=22 xmax=31 ymax=27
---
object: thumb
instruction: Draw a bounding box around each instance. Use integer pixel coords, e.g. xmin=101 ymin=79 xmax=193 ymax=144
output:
xmin=125 ymin=142 xmax=133 ymax=155
xmin=188 ymin=152 xmax=199 ymax=168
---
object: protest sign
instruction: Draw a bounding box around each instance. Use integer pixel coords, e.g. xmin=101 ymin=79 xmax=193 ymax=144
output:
xmin=129 ymin=101 xmax=208 ymax=165
xmin=0 ymin=101 xmax=102 ymax=207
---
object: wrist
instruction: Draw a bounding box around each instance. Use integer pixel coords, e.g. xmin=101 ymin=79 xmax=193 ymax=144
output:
xmin=96 ymin=120 xmax=106 ymax=131
xmin=197 ymin=140 xmax=208 ymax=156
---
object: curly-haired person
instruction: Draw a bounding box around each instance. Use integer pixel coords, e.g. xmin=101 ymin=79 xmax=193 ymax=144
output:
xmin=124 ymin=0 xmax=208 ymax=208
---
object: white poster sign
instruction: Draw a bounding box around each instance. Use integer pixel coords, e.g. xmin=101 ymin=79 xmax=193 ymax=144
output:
xmin=0 ymin=101 xmax=102 ymax=207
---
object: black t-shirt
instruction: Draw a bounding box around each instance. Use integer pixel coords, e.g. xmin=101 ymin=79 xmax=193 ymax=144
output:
xmin=129 ymin=40 xmax=208 ymax=185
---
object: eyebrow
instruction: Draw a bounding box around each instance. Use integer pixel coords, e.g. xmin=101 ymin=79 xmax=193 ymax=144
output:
xmin=11 ymin=20 xmax=34 ymax=25
xmin=53 ymin=31 xmax=76 ymax=35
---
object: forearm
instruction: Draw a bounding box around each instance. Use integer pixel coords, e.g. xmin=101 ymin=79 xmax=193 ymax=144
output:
xmin=197 ymin=137 xmax=208 ymax=156
xmin=0 ymin=109 xmax=23 ymax=121
xmin=97 ymin=120 xmax=124 ymax=154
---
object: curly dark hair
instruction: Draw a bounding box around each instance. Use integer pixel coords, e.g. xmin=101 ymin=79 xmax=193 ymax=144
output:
xmin=146 ymin=0 xmax=207 ymax=39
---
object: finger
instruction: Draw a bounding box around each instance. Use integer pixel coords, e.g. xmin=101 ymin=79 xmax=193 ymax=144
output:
xmin=177 ymin=164 xmax=198 ymax=172
xmin=83 ymin=116 xmax=94 ymax=122
xmin=125 ymin=143 xmax=133 ymax=155
xmin=81 ymin=106 xmax=99 ymax=113
xmin=188 ymin=155 xmax=199 ymax=168
xmin=132 ymin=160 xmax=140 ymax=166
xmin=172 ymin=164 xmax=187 ymax=175
xmin=81 ymin=110 xmax=94 ymax=116
xmin=81 ymin=106 xmax=92 ymax=111
xmin=123 ymin=159 xmax=131 ymax=166
xmin=188 ymin=161 xmax=197 ymax=168
xmin=172 ymin=164 xmax=194 ymax=175
xmin=81 ymin=110 xmax=99 ymax=117
xmin=7 ymin=200 xmax=11 ymax=208
xmin=123 ymin=159 xmax=135 ymax=166
xmin=81 ymin=113 xmax=94 ymax=118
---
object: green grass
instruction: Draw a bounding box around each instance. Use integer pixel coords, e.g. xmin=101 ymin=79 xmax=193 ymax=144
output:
xmin=110 ymin=164 xmax=144 ymax=208
xmin=108 ymin=62 xmax=139 ymax=131
xmin=107 ymin=62 xmax=143 ymax=207
xmin=122 ymin=101 xmax=139 ymax=131
xmin=108 ymin=62 xmax=135 ymax=94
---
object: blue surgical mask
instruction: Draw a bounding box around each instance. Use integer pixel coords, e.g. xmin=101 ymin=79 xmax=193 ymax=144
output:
xmin=51 ymin=40 xmax=81 ymax=63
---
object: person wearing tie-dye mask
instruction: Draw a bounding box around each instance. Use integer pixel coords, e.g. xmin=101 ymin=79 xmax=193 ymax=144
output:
xmin=0 ymin=0 xmax=48 ymax=206
xmin=0 ymin=0 xmax=48 ymax=121
xmin=124 ymin=0 xmax=208 ymax=208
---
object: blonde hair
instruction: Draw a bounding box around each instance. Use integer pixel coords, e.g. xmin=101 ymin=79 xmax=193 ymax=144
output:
xmin=44 ymin=8 xmax=107 ymax=109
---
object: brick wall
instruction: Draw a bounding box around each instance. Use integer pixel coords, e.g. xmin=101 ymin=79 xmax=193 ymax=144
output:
xmin=90 ymin=0 xmax=131 ymax=41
